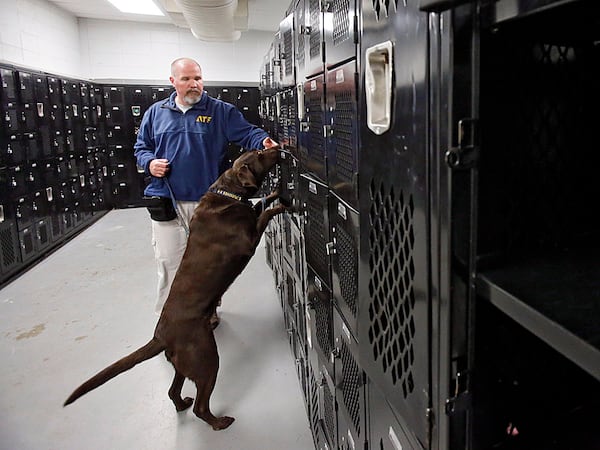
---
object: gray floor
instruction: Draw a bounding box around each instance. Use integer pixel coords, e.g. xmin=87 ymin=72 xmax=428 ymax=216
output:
xmin=0 ymin=208 xmax=313 ymax=450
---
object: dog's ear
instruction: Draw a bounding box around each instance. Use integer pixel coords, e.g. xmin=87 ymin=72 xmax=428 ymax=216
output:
xmin=236 ymin=164 xmax=257 ymax=189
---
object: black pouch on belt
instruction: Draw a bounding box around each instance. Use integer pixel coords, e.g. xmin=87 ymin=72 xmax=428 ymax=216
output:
xmin=143 ymin=196 xmax=177 ymax=221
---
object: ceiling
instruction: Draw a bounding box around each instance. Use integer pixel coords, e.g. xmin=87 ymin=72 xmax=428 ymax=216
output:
xmin=47 ymin=0 xmax=290 ymax=35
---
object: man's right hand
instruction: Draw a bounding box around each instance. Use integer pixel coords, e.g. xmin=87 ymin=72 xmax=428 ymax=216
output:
xmin=149 ymin=159 xmax=170 ymax=177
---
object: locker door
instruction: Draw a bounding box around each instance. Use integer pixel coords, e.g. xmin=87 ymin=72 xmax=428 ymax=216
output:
xmin=358 ymin=0 xmax=430 ymax=447
xmin=325 ymin=60 xmax=359 ymax=209
xmin=424 ymin=0 xmax=479 ymax=448
xmin=278 ymin=13 xmax=296 ymax=88
xmin=299 ymin=75 xmax=327 ymax=183
xmin=323 ymin=0 xmax=358 ymax=69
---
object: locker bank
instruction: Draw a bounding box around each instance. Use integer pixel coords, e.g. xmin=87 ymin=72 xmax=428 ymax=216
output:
xmin=1 ymin=0 xmax=598 ymax=449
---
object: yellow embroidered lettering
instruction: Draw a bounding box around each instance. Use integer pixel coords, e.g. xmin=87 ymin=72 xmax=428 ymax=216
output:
xmin=196 ymin=115 xmax=212 ymax=123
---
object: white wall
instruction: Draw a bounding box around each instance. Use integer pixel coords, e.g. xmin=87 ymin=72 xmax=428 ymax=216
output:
xmin=79 ymin=19 xmax=275 ymax=84
xmin=0 ymin=0 xmax=274 ymax=84
xmin=0 ymin=0 xmax=81 ymax=78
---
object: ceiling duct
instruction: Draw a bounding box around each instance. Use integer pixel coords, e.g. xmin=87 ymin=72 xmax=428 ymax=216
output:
xmin=172 ymin=0 xmax=248 ymax=42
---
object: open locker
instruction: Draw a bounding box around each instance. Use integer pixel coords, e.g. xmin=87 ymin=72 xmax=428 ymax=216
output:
xmin=426 ymin=0 xmax=600 ymax=448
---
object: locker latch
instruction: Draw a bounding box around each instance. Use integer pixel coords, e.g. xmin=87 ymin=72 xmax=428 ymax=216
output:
xmin=326 ymin=241 xmax=336 ymax=255
xmin=445 ymin=118 xmax=478 ymax=170
xmin=321 ymin=0 xmax=333 ymax=12
xmin=445 ymin=370 xmax=472 ymax=415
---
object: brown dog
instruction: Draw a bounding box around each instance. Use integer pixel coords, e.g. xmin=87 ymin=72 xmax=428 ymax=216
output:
xmin=64 ymin=146 xmax=287 ymax=430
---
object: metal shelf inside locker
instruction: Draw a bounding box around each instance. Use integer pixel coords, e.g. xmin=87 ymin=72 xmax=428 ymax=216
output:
xmin=476 ymin=244 xmax=600 ymax=382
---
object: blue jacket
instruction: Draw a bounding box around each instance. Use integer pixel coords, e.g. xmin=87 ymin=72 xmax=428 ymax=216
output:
xmin=134 ymin=91 xmax=269 ymax=201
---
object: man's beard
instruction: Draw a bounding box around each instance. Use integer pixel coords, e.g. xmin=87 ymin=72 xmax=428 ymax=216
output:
xmin=183 ymin=90 xmax=201 ymax=105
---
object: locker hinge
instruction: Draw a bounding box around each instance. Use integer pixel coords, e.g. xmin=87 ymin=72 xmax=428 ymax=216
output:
xmin=445 ymin=118 xmax=478 ymax=170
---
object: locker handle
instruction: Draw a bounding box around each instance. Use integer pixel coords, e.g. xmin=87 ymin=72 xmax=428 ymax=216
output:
xmin=0 ymin=205 xmax=4 ymax=223
xmin=296 ymin=83 xmax=305 ymax=120
xmin=365 ymin=40 xmax=393 ymax=135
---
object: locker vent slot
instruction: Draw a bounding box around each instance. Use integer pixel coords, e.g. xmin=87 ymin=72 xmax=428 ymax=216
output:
xmin=333 ymin=0 xmax=351 ymax=45
xmin=307 ymin=88 xmax=326 ymax=166
xmin=297 ymin=7 xmax=306 ymax=68
xmin=314 ymin=289 xmax=333 ymax=357
xmin=333 ymin=89 xmax=356 ymax=184
xmin=306 ymin=192 xmax=329 ymax=282
xmin=337 ymin=224 xmax=358 ymax=318
xmin=1 ymin=226 xmax=19 ymax=269
xmin=286 ymin=272 xmax=296 ymax=311
xmin=284 ymin=29 xmax=294 ymax=77
xmin=297 ymin=290 xmax=307 ymax=348
xmin=309 ymin=0 xmax=322 ymax=59
xmin=368 ymin=180 xmax=416 ymax=398
xmin=340 ymin=338 xmax=361 ymax=436
xmin=309 ymin=370 xmax=321 ymax=446
xmin=323 ymin=378 xmax=336 ymax=443
xmin=287 ymin=91 xmax=298 ymax=148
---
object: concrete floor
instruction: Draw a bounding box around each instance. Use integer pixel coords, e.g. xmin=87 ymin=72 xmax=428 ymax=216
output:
xmin=0 ymin=208 xmax=313 ymax=450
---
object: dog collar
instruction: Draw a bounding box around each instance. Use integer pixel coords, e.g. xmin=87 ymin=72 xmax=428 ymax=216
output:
xmin=208 ymin=188 xmax=251 ymax=205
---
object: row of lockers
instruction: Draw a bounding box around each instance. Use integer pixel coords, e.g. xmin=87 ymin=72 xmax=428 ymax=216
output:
xmin=1 ymin=62 xmax=262 ymax=287
xmin=262 ymin=0 xmax=600 ymax=449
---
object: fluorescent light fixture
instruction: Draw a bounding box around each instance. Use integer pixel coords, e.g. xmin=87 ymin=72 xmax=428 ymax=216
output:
xmin=106 ymin=0 xmax=164 ymax=16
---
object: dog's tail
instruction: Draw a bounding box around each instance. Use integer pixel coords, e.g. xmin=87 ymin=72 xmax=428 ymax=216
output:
xmin=63 ymin=338 xmax=165 ymax=406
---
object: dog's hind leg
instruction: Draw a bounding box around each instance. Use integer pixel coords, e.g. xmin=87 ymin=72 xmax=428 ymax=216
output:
xmin=168 ymin=370 xmax=193 ymax=411
xmin=192 ymin=329 xmax=234 ymax=430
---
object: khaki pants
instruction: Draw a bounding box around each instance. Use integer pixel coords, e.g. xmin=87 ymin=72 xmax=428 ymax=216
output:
xmin=151 ymin=201 xmax=198 ymax=315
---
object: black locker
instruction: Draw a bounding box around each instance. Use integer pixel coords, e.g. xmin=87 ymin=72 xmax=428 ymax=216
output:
xmin=308 ymin=341 xmax=338 ymax=450
xmin=104 ymin=86 xmax=130 ymax=128
xmin=306 ymin=267 xmax=335 ymax=382
xmin=15 ymin=195 xmax=35 ymax=230
xmin=329 ymin=192 xmax=359 ymax=341
xmin=1 ymin=67 xmax=19 ymax=144
xmin=299 ymin=75 xmax=327 ymax=183
xmin=323 ymin=0 xmax=358 ymax=69
xmin=2 ymin=134 xmax=25 ymax=166
xmin=47 ymin=76 xmax=65 ymax=132
xmin=17 ymin=71 xmax=35 ymax=103
xmin=279 ymin=88 xmax=299 ymax=155
xmin=126 ymin=86 xmax=152 ymax=128
xmin=332 ymin=306 xmax=366 ymax=450
xmin=0 ymin=68 xmax=18 ymax=101
xmin=79 ymin=82 xmax=91 ymax=126
xmin=18 ymin=226 xmax=37 ymax=263
xmin=299 ymin=173 xmax=331 ymax=288
xmin=279 ymin=13 xmax=296 ymax=89
xmin=33 ymin=75 xmax=52 ymax=158
xmin=358 ymin=0 xmax=430 ymax=446
xmin=0 ymin=211 xmax=21 ymax=276
xmin=150 ymin=86 xmax=172 ymax=102
xmin=281 ymin=211 xmax=306 ymax=289
xmin=295 ymin=0 xmax=326 ymax=80
xmin=325 ymin=60 xmax=359 ymax=209
xmin=368 ymin=380 xmax=423 ymax=450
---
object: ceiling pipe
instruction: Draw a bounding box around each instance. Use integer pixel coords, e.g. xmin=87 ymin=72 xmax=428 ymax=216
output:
xmin=175 ymin=0 xmax=243 ymax=42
